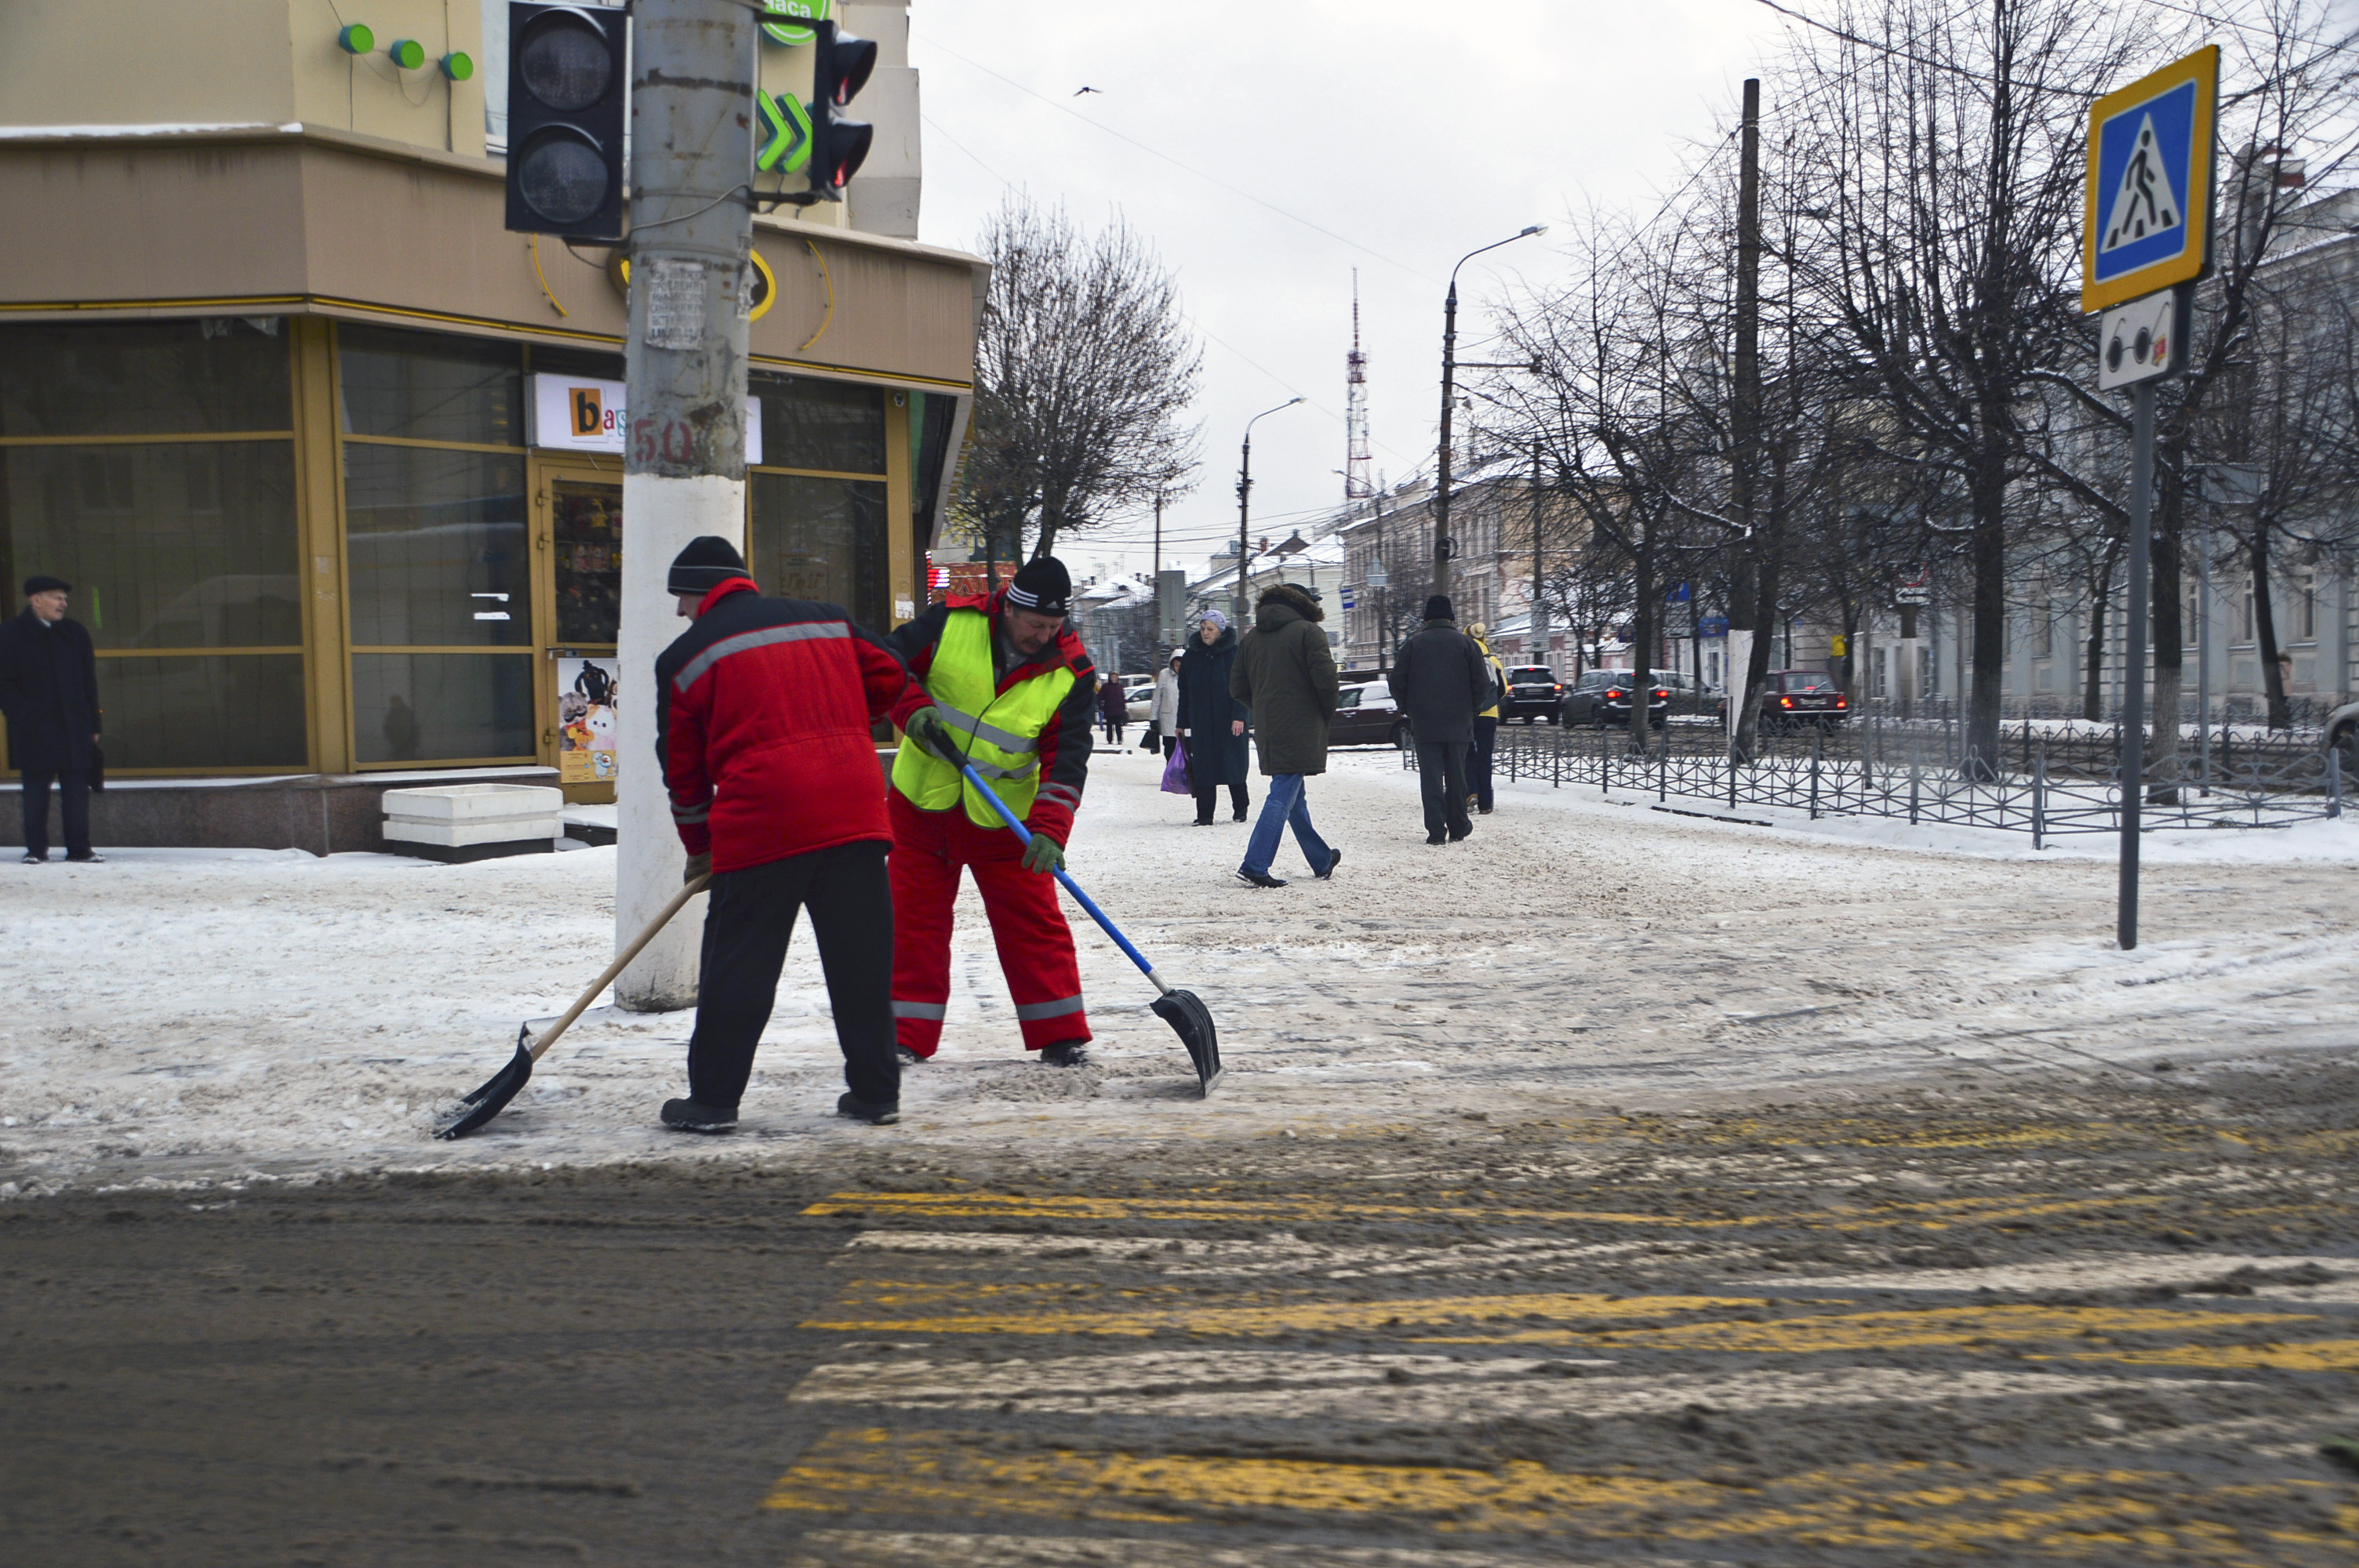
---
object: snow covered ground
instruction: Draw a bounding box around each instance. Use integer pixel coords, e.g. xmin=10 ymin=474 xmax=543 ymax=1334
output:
xmin=4 ymin=744 xmax=2357 ymax=1196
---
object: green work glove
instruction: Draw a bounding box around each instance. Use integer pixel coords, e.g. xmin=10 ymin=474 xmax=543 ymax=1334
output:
xmin=903 ymin=705 xmax=955 ymax=760
xmin=683 ymin=851 xmax=712 ymax=885
xmin=1019 ymin=832 xmax=1064 ymax=875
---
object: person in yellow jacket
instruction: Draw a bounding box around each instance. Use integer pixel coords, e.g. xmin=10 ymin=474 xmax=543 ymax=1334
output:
xmin=885 ymin=557 xmax=1102 ymax=1067
xmin=1467 ymin=622 xmax=1507 ymax=816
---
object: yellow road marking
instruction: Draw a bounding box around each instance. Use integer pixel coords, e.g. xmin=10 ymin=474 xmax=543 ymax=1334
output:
xmin=765 ymin=1431 xmax=2357 ymax=1560
xmin=803 ymin=1289 xmax=1766 ymax=1338
xmin=2062 ymin=1338 xmax=2359 ymax=1374
xmin=1411 ymin=1303 xmax=2318 ymax=1355
xmin=801 ymin=1188 xmax=2168 ymax=1233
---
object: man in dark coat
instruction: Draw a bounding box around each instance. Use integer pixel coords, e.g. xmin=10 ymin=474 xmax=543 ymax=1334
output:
xmin=1176 ymin=611 xmax=1251 ymax=826
xmin=1391 ymin=594 xmax=1489 ymax=845
xmin=1227 ymin=583 xmax=1340 ymax=888
xmin=0 ymin=575 xmax=104 ymax=865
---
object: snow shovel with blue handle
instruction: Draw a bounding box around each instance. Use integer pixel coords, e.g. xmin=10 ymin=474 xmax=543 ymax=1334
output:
xmin=433 ymin=873 xmax=713 ymax=1139
xmin=954 ymin=757 xmax=1223 ymax=1096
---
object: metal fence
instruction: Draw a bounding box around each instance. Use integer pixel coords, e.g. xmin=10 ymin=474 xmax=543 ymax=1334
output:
xmin=1412 ymin=717 xmax=2344 ymax=844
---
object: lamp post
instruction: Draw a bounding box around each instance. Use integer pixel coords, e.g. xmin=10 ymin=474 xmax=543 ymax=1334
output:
xmin=1235 ymin=397 xmax=1304 ymax=626
xmin=1434 ymin=225 xmax=1545 ymax=601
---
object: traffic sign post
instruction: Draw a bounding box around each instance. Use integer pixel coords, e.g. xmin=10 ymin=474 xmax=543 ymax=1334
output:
xmin=2085 ymin=45 xmax=2218 ymax=951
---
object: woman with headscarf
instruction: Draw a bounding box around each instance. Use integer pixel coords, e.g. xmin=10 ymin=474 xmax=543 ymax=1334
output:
xmin=1143 ymin=648 xmax=1183 ymax=755
xmin=1177 ymin=610 xmax=1251 ymax=825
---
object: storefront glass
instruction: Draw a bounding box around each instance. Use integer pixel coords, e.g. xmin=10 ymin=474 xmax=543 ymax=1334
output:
xmin=0 ymin=318 xmax=305 ymax=772
xmin=748 ymin=473 xmax=888 ymax=630
xmin=753 ymin=372 xmax=885 ymax=474
xmin=552 ymin=478 xmax=623 ymax=643
xmin=338 ymin=325 xmax=534 ymax=766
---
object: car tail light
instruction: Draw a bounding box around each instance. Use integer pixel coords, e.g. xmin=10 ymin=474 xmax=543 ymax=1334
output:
xmin=1653 ymin=689 xmax=1668 ymax=700
xmin=1835 ymin=696 xmax=1848 ymax=708
xmin=1605 ymin=688 xmax=1625 ymax=699
xmin=1779 ymin=696 xmax=1794 ymax=708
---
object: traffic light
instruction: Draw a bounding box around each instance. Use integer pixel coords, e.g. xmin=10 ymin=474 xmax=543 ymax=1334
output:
xmin=503 ymin=2 xmax=628 ymax=241
xmin=806 ymin=20 xmax=876 ymax=199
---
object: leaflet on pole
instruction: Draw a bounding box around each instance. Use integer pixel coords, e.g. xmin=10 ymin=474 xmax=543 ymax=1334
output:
xmin=2081 ymin=45 xmax=2217 ymax=314
xmin=2096 ymin=287 xmax=2190 ymax=390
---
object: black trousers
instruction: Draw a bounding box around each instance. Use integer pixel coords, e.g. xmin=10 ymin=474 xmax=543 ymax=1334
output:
xmin=20 ymin=768 xmax=91 ymax=858
xmin=1193 ymin=779 xmax=1249 ymax=823
xmin=686 ymin=840 xmax=899 ymax=1111
xmin=1470 ymin=717 xmax=1499 ymax=811
xmin=1416 ymin=742 xmax=1473 ymax=840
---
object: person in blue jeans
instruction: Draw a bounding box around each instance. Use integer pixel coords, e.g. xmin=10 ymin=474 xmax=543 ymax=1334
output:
xmin=1226 ymin=584 xmax=1341 ymax=888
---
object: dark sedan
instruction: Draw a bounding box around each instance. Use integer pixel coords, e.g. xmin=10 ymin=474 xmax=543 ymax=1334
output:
xmin=1719 ymin=669 xmax=1850 ymax=731
xmin=1330 ymin=678 xmax=1413 ymax=749
xmin=1558 ymin=669 xmax=1670 ymax=728
xmin=1503 ymin=665 xmax=1565 ymax=724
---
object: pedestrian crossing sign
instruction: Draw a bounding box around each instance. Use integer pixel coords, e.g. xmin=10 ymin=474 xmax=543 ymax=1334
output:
xmin=2082 ymin=45 xmax=2218 ymax=313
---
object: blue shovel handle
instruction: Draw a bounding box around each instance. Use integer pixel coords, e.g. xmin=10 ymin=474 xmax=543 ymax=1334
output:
xmin=957 ymin=760 xmax=1170 ymax=996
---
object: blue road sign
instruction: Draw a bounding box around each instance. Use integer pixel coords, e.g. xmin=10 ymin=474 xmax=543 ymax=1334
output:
xmin=2082 ymin=46 xmax=2217 ymax=313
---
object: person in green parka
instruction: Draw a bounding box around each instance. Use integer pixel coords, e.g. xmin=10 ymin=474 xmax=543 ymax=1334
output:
xmin=1227 ymin=583 xmax=1341 ymax=888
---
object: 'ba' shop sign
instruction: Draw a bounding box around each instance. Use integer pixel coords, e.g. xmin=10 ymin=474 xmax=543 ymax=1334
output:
xmin=525 ymin=376 xmax=765 ymax=463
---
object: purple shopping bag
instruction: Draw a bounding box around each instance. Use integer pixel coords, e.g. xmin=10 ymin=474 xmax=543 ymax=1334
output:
xmin=1160 ymin=737 xmax=1193 ymax=794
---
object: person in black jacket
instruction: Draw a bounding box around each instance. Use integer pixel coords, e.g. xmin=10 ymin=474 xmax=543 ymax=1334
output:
xmin=0 ymin=576 xmax=104 ymax=865
xmin=1179 ymin=612 xmax=1252 ymax=826
xmin=1390 ymin=594 xmax=1489 ymax=845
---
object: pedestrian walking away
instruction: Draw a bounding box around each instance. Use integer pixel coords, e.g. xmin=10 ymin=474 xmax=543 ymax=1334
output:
xmin=1392 ymin=595 xmax=1488 ymax=845
xmin=1180 ymin=611 xmax=1252 ymax=826
xmin=1467 ymin=622 xmax=1506 ymax=816
xmin=1143 ymin=650 xmax=1183 ymax=756
xmin=1229 ymin=584 xmax=1340 ymax=888
xmin=1097 ymin=677 xmax=1129 ymax=745
xmin=0 ymin=575 xmax=104 ymax=865
xmin=886 ymin=555 xmax=1100 ymax=1067
xmin=653 ymin=537 xmax=910 ymax=1133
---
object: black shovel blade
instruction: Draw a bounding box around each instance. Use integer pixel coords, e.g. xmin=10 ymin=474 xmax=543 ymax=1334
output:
xmin=431 ymin=1027 xmax=534 ymax=1140
xmin=1150 ymin=989 xmax=1223 ymax=1096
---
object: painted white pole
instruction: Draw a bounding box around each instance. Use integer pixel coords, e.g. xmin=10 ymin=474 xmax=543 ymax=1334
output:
xmin=614 ymin=0 xmax=756 ymax=1011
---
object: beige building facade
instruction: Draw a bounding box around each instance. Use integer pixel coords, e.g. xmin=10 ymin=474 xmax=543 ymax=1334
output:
xmin=0 ymin=1 xmax=980 ymax=845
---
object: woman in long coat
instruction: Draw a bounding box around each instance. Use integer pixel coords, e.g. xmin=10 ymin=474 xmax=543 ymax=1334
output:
xmin=1177 ymin=612 xmax=1252 ymax=825
xmin=1143 ymin=650 xmax=1183 ymax=755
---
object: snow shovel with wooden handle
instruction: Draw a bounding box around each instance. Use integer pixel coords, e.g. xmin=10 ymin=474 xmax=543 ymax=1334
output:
xmin=952 ymin=758 xmax=1223 ymax=1096
xmin=432 ymin=873 xmax=713 ymax=1139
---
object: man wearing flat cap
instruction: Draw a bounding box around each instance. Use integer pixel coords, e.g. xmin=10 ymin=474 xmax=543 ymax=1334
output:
xmin=0 ymin=576 xmax=104 ymax=865
xmin=885 ymin=556 xmax=1102 ymax=1066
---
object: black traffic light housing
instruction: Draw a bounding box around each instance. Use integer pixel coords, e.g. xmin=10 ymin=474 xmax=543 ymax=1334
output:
xmin=503 ymin=2 xmax=628 ymax=241
xmin=807 ymin=20 xmax=875 ymax=200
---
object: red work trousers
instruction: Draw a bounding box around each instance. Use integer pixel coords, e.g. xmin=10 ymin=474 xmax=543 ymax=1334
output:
xmin=889 ymin=790 xmax=1089 ymax=1057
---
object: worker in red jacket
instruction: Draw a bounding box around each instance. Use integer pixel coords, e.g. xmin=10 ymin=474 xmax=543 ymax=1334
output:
xmin=653 ymin=536 xmax=911 ymax=1132
xmin=887 ymin=556 xmax=1100 ymax=1065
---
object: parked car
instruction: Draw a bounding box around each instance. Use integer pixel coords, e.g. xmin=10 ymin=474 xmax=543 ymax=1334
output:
xmin=1650 ymin=670 xmax=1718 ymax=720
xmin=1330 ymin=678 xmax=1412 ymax=750
xmin=1719 ymin=669 xmax=1849 ymax=731
xmin=1558 ymin=670 xmax=1670 ymax=728
xmin=1122 ymin=679 xmax=1156 ymax=723
xmin=1502 ymin=664 xmax=1565 ymax=724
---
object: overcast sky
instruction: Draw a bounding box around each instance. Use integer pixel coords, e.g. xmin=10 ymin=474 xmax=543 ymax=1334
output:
xmin=905 ymin=0 xmax=1813 ymax=583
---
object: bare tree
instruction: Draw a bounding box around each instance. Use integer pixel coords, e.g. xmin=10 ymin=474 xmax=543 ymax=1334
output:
xmin=963 ymin=197 xmax=1201 ymax=561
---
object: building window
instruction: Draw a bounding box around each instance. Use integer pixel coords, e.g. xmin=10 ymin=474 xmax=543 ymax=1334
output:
xmin=336 ymin=325 xmax=534 ymax=766
xmin=2032 ymin=592 xmax=2054 ymax=659
xmin=0 ymin=318 xmax=305 ymax=771
xmin=747 ymin=372 xmax=891 ymax=631
xmin=2299 ymin=578 xmax=2317 ymax=641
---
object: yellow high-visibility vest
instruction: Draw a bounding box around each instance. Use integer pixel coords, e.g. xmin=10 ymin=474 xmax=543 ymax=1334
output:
xmin=892 ymin=608 xmax=1077 ymax=828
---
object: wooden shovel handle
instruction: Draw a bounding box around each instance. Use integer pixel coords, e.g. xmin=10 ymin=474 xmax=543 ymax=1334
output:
xmin=527 ymin=873 xmax=712 ymax=1063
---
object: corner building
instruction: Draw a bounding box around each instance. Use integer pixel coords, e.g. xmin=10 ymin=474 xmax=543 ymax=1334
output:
xmin=0 ymin=0 xmax=978 ymax=849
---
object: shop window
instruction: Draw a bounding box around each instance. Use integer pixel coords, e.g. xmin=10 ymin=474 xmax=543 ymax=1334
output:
xmin=343 ymin=445 xmax=530 ymax=647
xmin=552 ymin=478 xmax=623 ymax=644
xmin=0 ymin=319 xmax=290 ymax=437
xmin=94 ymin=655 xmax=307 ymax=770
xmin=751 ymin=373 xmax=887 ymax=474
xmin=748 ymin=474 xmax=888 ymax=630
xmin=339 ymin=325 xmax=524 ymax=447
xmin=0 ymin=443 xmax=300 ymax=650
xmin=351 ymin=653 xmax=534 ymax=764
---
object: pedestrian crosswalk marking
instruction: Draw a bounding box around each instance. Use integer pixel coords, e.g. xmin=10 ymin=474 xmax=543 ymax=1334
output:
xmin=783 ymin=1532 xmax=1635 ymax=1568
xmin=802 ymin=1287 xmax=1767 ymax=1338
xmin=766 ymin=1432 xmax=2357 ymax=1555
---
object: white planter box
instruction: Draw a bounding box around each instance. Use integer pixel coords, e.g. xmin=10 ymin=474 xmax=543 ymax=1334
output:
xmin=381 ymin=783 xmax=563 ymax=862
xmin=382 ymin=816 xmax=563 ymax=848
xmin=380 ymin=783 xmax=564 ymax=822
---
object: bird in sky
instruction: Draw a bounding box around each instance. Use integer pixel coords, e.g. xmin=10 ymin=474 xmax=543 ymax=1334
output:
xmin=1074 ymin=85 xmax=1102 ymax=96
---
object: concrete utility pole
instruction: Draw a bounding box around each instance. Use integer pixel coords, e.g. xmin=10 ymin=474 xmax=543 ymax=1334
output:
xmin=1235 ymin=398 xmax=1302 ymax=628
xmin=1528 ymin=438 xmax=1547 ymax=668
xmin=1434 ymin=226 xmax=1543 ymax=602
xmin=615 ymin=0 xmax=757 ymax=1011
xmin=1726 ymin=77 xmax=1766 ymax=761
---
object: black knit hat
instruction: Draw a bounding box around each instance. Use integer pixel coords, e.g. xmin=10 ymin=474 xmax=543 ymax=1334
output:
xmin=1005 ymin=555 xmax=1071 ymax=616
xmin=667 ymin=536 xmax=749 ymax=597
xmin=1423 ymin=594 xmax=1455 ymax=622
xmin=23 ymin=575 xmax=71 ymax=596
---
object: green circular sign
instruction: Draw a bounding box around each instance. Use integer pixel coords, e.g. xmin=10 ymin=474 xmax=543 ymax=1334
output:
xmin=389 ymin=38 xmax=426 ymax=71
xmin=441 ymin=50 xmax=474 ymax=82
xmin=337 ymin=23 xmax=373 ymax=56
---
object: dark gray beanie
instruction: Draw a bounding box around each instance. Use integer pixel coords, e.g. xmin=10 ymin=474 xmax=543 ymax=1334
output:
xmin=667 ymin=536 xmax=749 ymax=597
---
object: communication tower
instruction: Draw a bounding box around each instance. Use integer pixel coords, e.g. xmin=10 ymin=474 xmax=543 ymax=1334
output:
xmin=1343 ymin=270 xmax=1373 ymax=501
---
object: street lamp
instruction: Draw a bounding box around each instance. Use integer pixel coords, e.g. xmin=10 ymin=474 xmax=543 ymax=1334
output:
xmin=1234 ymin=397 xmax=1305 ymax=626
xmin=1434 ymin=225 xmax=1545 ymax=601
